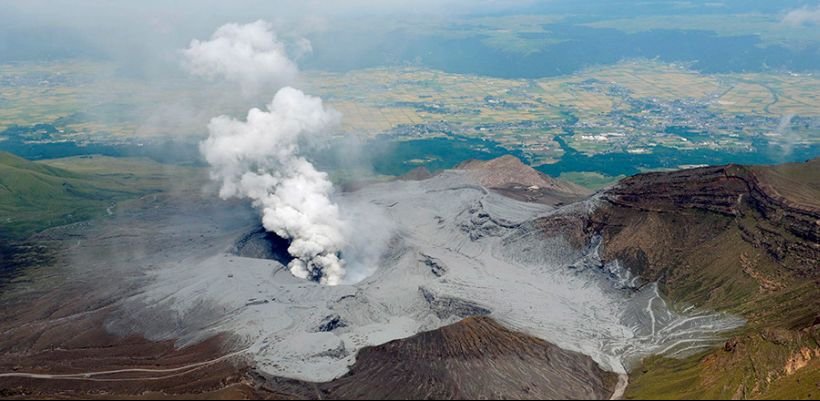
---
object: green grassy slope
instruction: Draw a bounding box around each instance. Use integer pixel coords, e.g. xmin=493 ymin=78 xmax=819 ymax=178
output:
xmin=0 ymin=152 xmax=191 ymax=240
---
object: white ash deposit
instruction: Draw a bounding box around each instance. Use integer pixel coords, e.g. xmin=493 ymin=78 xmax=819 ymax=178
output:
xmin=104 ymin=169 xmax=743 ymax=382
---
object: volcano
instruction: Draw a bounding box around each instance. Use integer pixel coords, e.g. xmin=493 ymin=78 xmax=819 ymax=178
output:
xmin=1 ymin=156 xmax=817 ymax=399
xmin=63 ymin=155 xmax=748 ymax=384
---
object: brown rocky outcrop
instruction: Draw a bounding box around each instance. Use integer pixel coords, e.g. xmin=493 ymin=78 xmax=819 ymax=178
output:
xmin=597 ymin=159 xmax=819 ymax=278
xmin=457 ymin=155 xmax=591 ymax=205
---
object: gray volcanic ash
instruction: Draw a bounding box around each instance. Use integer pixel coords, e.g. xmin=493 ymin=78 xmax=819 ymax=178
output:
xmin=232 ymin=225 xmax=293 ymax=265
xmin=98 ymin=157 xmax=742 ymax=385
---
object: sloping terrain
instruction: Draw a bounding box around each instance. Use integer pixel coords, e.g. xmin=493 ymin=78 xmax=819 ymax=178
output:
xmin=0 ymin=157 xmax=626 ymax=400
xmin=0 ymin=152 xmax=123 ymax=239
xmin=260 ymin=317 xmax=618 ymax=400
xmin=0 ymin=154 xmax=816 ymax=400
xmin=0 ymin=183 xmax=265 ymax=400
xmin=582 ymin=158 xmax=820 ymax=399
xmin=457 ymin=155 xmax=591 ymax=205
xmin=0 ymin=153 xmax=200 ymax=288
xmin=0 ymin=153 xmax=188 ymax=240
xmin=67 ymin=156 xmax=740 ymax=396
xmin=0 ymin=153 xmax=133 ymax=284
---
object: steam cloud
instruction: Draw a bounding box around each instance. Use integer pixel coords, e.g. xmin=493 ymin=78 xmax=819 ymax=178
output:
xmin=782 ymin=6 xmax=820 ymax=27
xmin=773 ymin=113 xmax=798 ymax=159
xmin=183 ymin=20 xmax=299 ymax=96
xmin=187 ymin=21 xmax=349 ymax=285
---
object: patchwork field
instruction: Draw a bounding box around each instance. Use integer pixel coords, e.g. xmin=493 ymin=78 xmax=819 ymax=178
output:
xmin=714 ymin=73 xmax=820 ymax=116
xmin=306 ymin=68 xmax=562 ymax=135
xmin=584 ymin=61 xmax=722 ymax=100
xmin=305 ymin=61 xmax=820 ymax=138
xmin=1 ymin=60 xmax=818 ymax=181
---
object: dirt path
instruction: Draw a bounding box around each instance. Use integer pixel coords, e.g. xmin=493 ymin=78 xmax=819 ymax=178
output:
xmin=610 ymin=374 xmax=629 ymax=400
xmin=0 ymin=349 xmax=248 ymax=382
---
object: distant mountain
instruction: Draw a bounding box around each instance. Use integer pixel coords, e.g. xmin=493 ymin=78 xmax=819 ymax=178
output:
xmin=456 ymin=155 xmax=591 ymax=205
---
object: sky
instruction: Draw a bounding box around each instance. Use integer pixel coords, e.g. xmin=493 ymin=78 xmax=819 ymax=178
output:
xmin=2 ymin=0 xmax=816 ymax=69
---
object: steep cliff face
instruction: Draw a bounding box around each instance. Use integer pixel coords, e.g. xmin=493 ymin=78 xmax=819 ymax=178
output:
xmin=745 ymin=160 xmax=820 ymax=276
xmin=587 ymin=159 xmax=819 ymax=399
xmin=599 ymin=161 xmax=819 ymax=279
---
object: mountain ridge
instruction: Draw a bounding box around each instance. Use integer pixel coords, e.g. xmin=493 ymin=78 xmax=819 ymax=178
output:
xmin=456 ymin=154 xmax=590 ymax=195
xmin=583 ymin=158 xmax=819 ymax=399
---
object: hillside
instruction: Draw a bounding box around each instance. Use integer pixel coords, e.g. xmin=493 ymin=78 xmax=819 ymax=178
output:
xmin=585 ymin=158 xmax=820 ymax=399
xmin=0 ymin=152 xmax=192 ymax=240
xmin=259 ymin=317 xmax=618 ymax=399
xmin=0 ymin=152 xmax=817 ymax=400
xmin=457 ymin=155 xmax=591 ymax=205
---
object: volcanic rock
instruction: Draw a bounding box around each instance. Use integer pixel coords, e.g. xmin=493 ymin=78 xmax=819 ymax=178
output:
xmin=232 ymin=225 xmax=293 ymax=265
xmin=457 ymin=155 xmax=590 ymax=202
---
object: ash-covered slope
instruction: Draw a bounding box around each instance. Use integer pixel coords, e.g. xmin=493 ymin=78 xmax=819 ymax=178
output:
xmin=581 ymin=158 xmax=820 ymax=399
xmin=262 ymin=317 xmax=618 ymax=400
xmin=1 ymin=155 xmax=770 ymax=400
xmin=95 ymin=155 xmax=741 ymax=393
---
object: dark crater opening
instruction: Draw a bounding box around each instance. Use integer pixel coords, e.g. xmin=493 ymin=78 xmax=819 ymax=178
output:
xmin=232 ymin=225 xmax=294 ymax=266
xmin=317 ymin=314 xmax=348 ymax=332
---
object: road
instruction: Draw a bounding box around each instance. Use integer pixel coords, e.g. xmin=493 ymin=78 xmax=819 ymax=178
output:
xmin=0 ymin=349 xmax=248 ymax=382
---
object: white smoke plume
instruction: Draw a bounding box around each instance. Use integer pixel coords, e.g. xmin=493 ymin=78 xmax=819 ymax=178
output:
xmin=774 ymin=113 xmax=798 ymax=159
xmin=182 ymin=20 xmax=299 ymax=96
xmin=201 ymin=88 xmax=347 ymax=285
xmin=187 ymin=21 xmax=350 ymax=285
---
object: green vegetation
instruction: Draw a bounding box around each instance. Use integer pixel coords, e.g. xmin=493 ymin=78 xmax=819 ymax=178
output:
xmin=628 ymin=332 xmax=819 ymax=400
xmin=622 ymin=162 xmax=820 ymax=400
xmin=557 ymin=171 xmax=624 ymax=190
xmin=627 ymin=229 xmax=819 ymax=399
xmin=2 ymin=60 xmax=819 ymax=172
xmin=645 ymin=228 xmax=818 ymax=398
xmin=0 ymin=152 xmax=195 ymax=239
xmin=760 ymin=358 xmax=820 ymax=400
xmin=751 ymin=158 xmax=820 ymax=209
